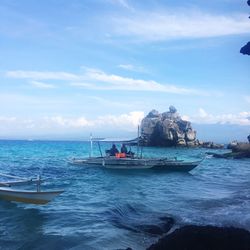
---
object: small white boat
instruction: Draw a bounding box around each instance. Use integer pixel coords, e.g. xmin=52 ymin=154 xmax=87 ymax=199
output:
xmin=0 ymin=173 xmax=63 ymax=205
xmin=0 ymin=187 xmax=63 ymax=205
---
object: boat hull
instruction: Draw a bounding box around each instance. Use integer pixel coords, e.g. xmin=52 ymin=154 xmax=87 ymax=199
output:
xmin=71 ymin=157 xmax=201 ymax=172
xmin=0 ymin=188 xmax=64 ymax=205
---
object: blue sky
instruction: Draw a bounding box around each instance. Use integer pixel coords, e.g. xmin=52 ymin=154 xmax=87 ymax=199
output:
xmin=0 ymin=0 xmax=250 ymax=140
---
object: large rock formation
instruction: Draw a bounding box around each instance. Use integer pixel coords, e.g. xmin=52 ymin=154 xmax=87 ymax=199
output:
xmin=140 ymin=106 xmax=197 ymax=147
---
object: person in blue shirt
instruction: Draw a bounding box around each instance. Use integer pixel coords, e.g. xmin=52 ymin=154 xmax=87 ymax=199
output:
xmin=109 ymin=144 xmax=119 ymax=156
xmin=121 ymin=144 xmax=128 ymax=154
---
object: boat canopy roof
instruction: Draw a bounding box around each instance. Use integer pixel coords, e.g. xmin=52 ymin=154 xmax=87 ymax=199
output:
xmin=91 ymin=137 xmax=138 ymax=145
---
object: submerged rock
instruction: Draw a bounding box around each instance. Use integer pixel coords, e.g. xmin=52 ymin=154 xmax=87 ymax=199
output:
xmin=231 ymin=142 xmax=250 ymax=154
xmin=207 ymin=151 xmax=250 ymax=159
xmin=201 ymin=141 xmax=224 ymax=149
xmin=147 ymin=225 xmax=250 ymax=250
xmin=207 ymin=141 xmax=250 ymax=159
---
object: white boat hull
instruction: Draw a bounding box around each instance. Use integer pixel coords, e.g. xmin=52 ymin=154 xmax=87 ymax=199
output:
xmin=0 ymin=187 xmax=63 ymax=205
xmin=71 ymin=157 xmax=201 ymax=172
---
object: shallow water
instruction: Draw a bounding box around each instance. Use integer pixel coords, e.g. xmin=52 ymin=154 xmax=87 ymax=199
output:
xmin=0 ymin=140 xmax=250 ymax=250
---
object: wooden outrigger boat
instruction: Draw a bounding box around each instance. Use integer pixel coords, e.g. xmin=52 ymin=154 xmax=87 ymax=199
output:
xmin=71 ymin=156 xmax=201 ymax=172
xmin=70 ymin=134 xmax=202 ymax=172
xmin=0 ymin=173 xmax=63 ymax=205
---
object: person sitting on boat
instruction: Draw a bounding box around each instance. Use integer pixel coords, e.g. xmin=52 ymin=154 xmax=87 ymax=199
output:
xmin=121 ymin=144 xmax=128 ymax=154
xmin=109 ymin=144 xmax=119 ymax=156
xmin=126 ymin=149 xmax=135 ymax=158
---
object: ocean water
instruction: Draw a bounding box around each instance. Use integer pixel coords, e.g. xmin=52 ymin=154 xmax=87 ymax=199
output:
xmin=0 ymin=140 xmax=250 ymax=250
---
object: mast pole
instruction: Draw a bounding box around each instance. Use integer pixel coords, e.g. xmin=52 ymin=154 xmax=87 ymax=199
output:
xmin=89 ymin=133 xmax=93 ymax=158
xmin=137 ymin=125 xmax=139 ymax=158
xmin=97 ymin=141 xmax=103 ymax=158
xmin=37 ymin=175 xmax=41 ymax=192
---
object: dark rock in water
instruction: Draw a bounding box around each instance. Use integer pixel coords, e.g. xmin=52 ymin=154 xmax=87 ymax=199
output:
xmin=227 ymin=141 xmax=238 ymax=149
xmin=117 ymin=248 xmax=133 ymax=250
xmin=231 ymin=143 xmax=250 ymax=153
xmin=201 ymin=141 xmax=224 ymax=149
xmin=208 ymin=152 xmax=247 ymax=159
xmin=147 ymin=225 xmax=250 ymax=250
xmin=140 ymin=106 xmax=197 ymax=147
xmin=221 ymin=142 xmax=250 ymax=158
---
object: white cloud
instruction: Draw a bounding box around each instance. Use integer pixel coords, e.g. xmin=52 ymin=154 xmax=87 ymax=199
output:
xmin=0 ymin=112 xmax=144 ymax=134
xmin=0 ymin=116 xmax=17 ymax=122
xmin=44 ymin=111 xmax=144 ymax=130
xmin=6 ymin=68 xmax=206 ymax=95
xmin=6 ymin=70 xmax=80 ymax=81
xmin=30 ymin=80 xmax=56 ymax=89
xmin=1 ymin=109 xmax=249 ymax=139
xmin=0 ymin=116 xmax=35 ymax=132
xmin=187 ymin=108 xmax=250 ymax=125
xmin=181 ymin=115 xmax=190 ymax=121
xmin=75 ymin=68 xmax=205 ymax=95
xmin=118 ymin=64 xmax=145 ymax=72
xmin=96 ymin=111 xmax=144 ymax=128
xmin=199 ymin=108 xmax=209 ymax=118
xmin=44 ymin=116 xmax=94 ymax=128
xmin=111 ymin=10 xmax=250 ymax=41
xmin=118 ymin=64 xmax=135 ymax=70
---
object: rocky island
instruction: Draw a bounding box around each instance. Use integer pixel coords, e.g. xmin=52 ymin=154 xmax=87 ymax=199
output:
xmin=140 ymin=106 xmax=197 ymax=147
xmin=140 ymin=106 xmax=223 ymax=149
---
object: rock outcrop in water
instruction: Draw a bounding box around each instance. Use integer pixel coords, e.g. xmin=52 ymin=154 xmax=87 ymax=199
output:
xmin=140 ymin=106 xmax=197 ymax=147
xmin=147 ymin=225 xmax=250 ymax=250
xmin=209 ymin=140 xmax=250 ymax=159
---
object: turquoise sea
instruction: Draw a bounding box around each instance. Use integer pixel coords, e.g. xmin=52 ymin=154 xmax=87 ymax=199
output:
xmin=0 ymin=140 xmax=250 ymax=250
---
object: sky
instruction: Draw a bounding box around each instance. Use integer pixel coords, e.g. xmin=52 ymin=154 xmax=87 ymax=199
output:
xmin=0 ymin=0 xmax=250 ymax=141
